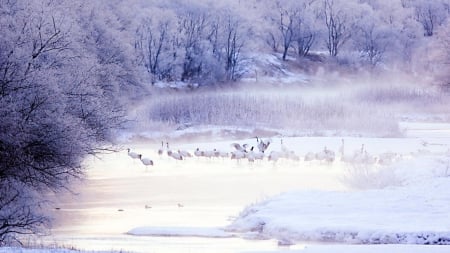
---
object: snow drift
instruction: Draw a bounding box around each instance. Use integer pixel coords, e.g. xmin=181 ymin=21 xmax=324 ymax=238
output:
xmin=226 ymin=155 xmax=450 ymax=245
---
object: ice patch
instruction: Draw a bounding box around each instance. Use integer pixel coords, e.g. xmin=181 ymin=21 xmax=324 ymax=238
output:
xmin=127 ymin=226 xmax=235 ymax=238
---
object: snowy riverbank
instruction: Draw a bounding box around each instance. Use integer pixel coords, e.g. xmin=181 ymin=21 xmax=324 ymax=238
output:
xmin=226 ymin=155 xmax=450 ymax=245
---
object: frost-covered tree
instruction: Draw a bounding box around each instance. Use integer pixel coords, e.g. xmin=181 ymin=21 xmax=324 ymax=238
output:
xmin=352 ymin=4 xmax=394 ymax=67
xmin=429 ymin=20 xmax=450 ymax=89
xmin=136 ymin=15 xmax=174 ymax=83
xmin=0 ymin=0 xmax=124 ymax=243
xmin=388 ymin=4 xmax=423 ymax=68
xmin=358 ymin=0 xmax=422 ymax=68
xmin=73 ymin=1 xmax=141 ymax=95
xmin=133 ymin=3 xmax=250 ymax=85
xmin=221 ymin=11 xmax=249 ymax=81
xmin=292 ymin=1 xmax=317 ymax=57
xmin=316 ymin=0 xmax=355 ymax=57
xmin=262 ymin=0 xmax=317 ymax=60
xmin=405 ymin=0 xmax=449 ymax=36
xmin=176 ymin=6 xmax=213 ymax=82
xmin=274 ymin=1 xmax=298 ymax=61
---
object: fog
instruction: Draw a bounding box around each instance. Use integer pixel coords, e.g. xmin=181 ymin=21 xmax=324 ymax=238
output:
xmin=132 ymin=68 xmax=449 ymax=141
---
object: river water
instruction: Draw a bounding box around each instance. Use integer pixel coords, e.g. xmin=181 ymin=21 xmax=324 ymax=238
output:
xmin=42 ymin=142 xmax=347 ymax=253
xmin=30 ymin=123 xmax=450 ymax=252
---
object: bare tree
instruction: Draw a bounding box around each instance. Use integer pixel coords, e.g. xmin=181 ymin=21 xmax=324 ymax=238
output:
xmin=431 ymin=20 xmax=450 ymax=90
xmin=409 ymin=0 xmax=448 ymax=36
xmin=293 ymin=1 xmax=317 ymax=57
xmin=352 ymin=6 xmax=393 ymax=67
xmin=319 ymin=0 xmax=352 ymax=57
xmin=177 ymin=9 xmax=211 ymax=81
xmin=222 ymin=13 xmax=248 ymax=81
xmin=133 ymin=4 xmax=251 ymax=85
xmin=136 ymin=18 xmax=171 ymax=83
xmin=0 ymin=0 xmax=124 ymax=243
xmin=356 ymin=24 xmax=389 ymax=67
xmin=264 ymin=30 xmax=280 ymax=52
xmin=294 ymin=27 xmax=315 ymax=57
xmin=262 ymin=0 xmax=317 ymax=59
xmin=272 ymin=2 xmax=299 ymax=61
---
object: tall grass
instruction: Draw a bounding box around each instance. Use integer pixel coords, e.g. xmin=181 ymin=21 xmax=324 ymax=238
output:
xmin=353 ymin=84 xmax=442 ymax=104
xmin=141 ymin=92 xmax=393 ymax=136
xmin=134 ymin=81 xmax=449 ymax=137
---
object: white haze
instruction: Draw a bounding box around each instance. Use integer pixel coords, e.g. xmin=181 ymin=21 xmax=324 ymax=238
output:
xmin=130 ymin=66 xmax=449 ymax=142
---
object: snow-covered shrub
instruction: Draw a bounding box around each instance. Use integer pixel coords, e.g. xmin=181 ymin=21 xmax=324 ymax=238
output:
xmin=341 ymin=164 xmax=403 ymax=190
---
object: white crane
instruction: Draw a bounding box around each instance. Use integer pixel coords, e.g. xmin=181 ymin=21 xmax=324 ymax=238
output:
xmin=339 ymin=139 xmax=358 ymax=163
xmin=339 ymin=139 xmax=345 ymax=157
xmin=304 ymin=152 xmax=315 ymax=161
xmin=138 ymin=154 xmax=154 ymax=170
xmin=268 ymin=150 xmax=282 ymax=162
xmin=168 ymin=150 xmax=183 ymax=160
xmin=279 ymin=138 xmax=299 ymax=161
xmin=194 ymin=148 xmax=203 ymax=157
xmin=256 ymin=136 xmax=271 ymax=153
xmin=202 ymin=150 xmax=215 ymax=159
xmin=166 ymin=142 xmax=182 ymax=160
xmin=254 ymin=151 xmax=265 ymax=161
xmin=158 ymin=141 xmax=164 ymax=157
xmin=352 ymin=144 xmax=377 ymax=164
xmin=178 ymin=149 xmax=192 ymax=158
xmin=231 ymin=150 xmax=246 ymax=161
xmin=377 ymin=151 xmax=399 ymax=165
xmin=231 ymin=143 xmax=248 ymax=153
xmin=214 ymin=149 xmax=229 ymax=159
xmin=315 ymin=147 xmax=327 ymax=161
xmin=320 ymin=147 xmax=335 ymax=163
xmin=286 ymin=150 xmax=300 ymax=161
xmin=247 ymin=146 xmax=256 ymax=162
xmin=127 ymin=148 xmax=140 ymax=160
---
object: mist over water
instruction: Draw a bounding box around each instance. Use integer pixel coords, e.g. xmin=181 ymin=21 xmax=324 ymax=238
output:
xmin=135 ymin=70 xmax=450 ymax=141
xmin=45 ymin=143 xmax=348 ymax=252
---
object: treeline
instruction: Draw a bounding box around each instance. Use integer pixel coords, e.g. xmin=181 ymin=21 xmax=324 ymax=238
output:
xmin=2 ymin=0 xmax=445 ymax=89
xmin=126 ymin=0 xmax=450 ymax=87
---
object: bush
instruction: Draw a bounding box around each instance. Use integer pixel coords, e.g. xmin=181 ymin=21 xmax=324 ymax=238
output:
xmin=341 ymin=164 xmax=403 ymax=190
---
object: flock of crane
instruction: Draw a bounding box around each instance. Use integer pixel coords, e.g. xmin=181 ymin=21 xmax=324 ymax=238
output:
xmin=127 ymin=137 xmax=405 ymax=169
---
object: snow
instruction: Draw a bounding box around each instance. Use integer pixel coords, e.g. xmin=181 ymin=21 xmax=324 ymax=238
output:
xmin=127 ymin=226 xmax=234 ymax=238
xmin=153 ymin=81 xmax=199 ymax=90
xmin=226 ymin=154 xmax=450 ymax=245
xmin=399 ymin=122 xmax=450 ymax=138
xmin=0 ymin=248 xmax=100 ymax=253
xmin=243 ymin=244 xmax=450 ymax=253
xmin=240 ymin=53 xmax=311 ymax=85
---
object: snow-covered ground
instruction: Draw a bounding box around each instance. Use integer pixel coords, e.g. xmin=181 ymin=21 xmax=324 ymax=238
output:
xmin=227 ymin=156 xmax=450 ymax=245
xmin=6 ymin=121 xmax=450 ymax=253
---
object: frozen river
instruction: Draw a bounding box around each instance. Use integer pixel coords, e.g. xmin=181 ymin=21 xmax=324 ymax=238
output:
xmin=44 ymin=140 xmax=348 ymax=252
xmin=41 ymin=122 xmax=450 ymax=252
